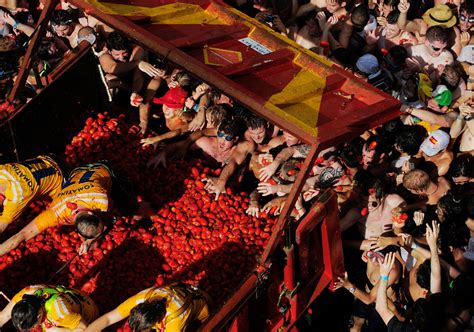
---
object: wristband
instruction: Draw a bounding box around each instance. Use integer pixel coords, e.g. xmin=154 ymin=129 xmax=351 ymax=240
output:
xmin=320 ymin=40 xmax=329 ymax=48
xmin=13 ymin=21 xmax=18 ymax=30
xmin=380 ymin=275 xmax=389 ymax=281
xmin=348 ymin=286 xmax=356 ymax=294
xmin=411 ymin=243 xmax=418 ymax=250
xmin=192 ymin=103 xmax=200 ymax=112
xmin=457 ymin=114 xmax=465 ymax=120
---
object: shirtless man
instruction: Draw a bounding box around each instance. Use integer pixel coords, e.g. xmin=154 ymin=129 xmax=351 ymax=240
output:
xmin=406 ymin=26 xmax=454 ymax=78
xmin=50 ymin=10 xmax=84 ymax=49
xmin=403 ymin=169 xmax=451 ymax=205
xmin=196 ymin=119 xmax=255 ymax=200
xmin=98 ymin=31 xmax=146 ymax=98
xmin=419 ymin=130 xmax=453 ymax=176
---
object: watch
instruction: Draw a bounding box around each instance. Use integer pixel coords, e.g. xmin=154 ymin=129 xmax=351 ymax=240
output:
xmin=349 ymin=286 xmax=356 ymax=294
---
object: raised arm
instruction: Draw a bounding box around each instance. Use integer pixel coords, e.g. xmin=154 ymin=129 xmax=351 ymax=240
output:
xmin=376 ymin=252 xmax=397 ymax=324
xmin=426 ymin=221 xmax=441 ymax=294
xmin=0 ymin=298 xmax=15 ymax=327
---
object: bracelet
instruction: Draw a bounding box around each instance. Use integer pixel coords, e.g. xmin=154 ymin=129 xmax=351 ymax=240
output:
xmin=320 ymin=40 xmax=329 ymax=48
xmin=457 ymin=115 xmax=465 ymax=120
xmin=411 ymin=243 xmax=418 ymax=250
xmin=348 ymin=286 xmax=356 ymax=294
xmin=380 ymin=275 xmax=389 ymax=281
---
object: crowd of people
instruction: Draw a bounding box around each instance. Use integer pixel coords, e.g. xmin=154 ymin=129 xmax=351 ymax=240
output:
xmin=0 ymin=0 xmax=472 ymax=331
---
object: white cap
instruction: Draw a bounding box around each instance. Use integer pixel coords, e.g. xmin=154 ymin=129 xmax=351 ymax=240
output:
xmin=420 ymin=130 xmax=450 ymax=156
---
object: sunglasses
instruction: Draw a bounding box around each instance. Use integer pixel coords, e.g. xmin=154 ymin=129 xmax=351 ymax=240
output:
xmin=431 ymin=45 xmax=444 ymax=52
xmin=459 ymin=14 xmax=474 ymax=23
xmin=217 ymin=131 xmax=234 ymax=141
xmin=367 ymin=251 xmax=385 ymax=263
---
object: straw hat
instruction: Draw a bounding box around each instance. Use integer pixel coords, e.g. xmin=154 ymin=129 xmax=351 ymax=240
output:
xmin=423 ymin=4 xmax=457 ymax=28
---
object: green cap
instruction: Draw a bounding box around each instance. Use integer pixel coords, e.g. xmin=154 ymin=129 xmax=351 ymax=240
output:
xmin=434 ymin=89 xmax=453 ymax=106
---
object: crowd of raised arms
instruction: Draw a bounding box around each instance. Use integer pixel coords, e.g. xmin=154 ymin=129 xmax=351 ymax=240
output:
xmin=0 ymin=0 xmax=472 ymax=331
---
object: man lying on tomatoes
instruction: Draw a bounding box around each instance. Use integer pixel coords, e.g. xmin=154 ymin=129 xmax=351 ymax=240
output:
xmin=0 ymin=155 xmax=64 ymax=235
xmin=84 ymin=283 xmax=210 ymax=332
xmin=0 ymin=162 xmax=114 ymax=257
xmin=0 ymin=284 xmax=99 ymax=331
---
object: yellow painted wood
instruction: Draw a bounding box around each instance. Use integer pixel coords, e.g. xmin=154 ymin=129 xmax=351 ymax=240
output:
xmin=85 ymin=0 xmax=225 ymax=25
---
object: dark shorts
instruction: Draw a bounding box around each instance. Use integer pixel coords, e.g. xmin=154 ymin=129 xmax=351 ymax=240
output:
xmin=352 ymin=299 xmax=387 ymax=332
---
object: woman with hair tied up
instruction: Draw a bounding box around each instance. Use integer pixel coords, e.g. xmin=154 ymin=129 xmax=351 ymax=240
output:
xmin=85 ymin=283 xmax=210 ymax=332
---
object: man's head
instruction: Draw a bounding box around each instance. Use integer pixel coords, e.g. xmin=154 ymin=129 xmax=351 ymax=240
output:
xmin=403 ymin=169 xmax=431 ymax=194
xmin=51 ymin=10 xmax=74 ymax=37
xmin=74 ymin=210 xmax=105 ymax=239
xmin=416 ymin=259 xmax=431 ymax=290
xmin=355 ymin=54 xmax=380 ymax=77
xmin=326 ymin=0 xmax=346 ymax=14
xmin=351 ymin=6 xmax=370 ymax=31
xmin=425 ymin=26 xmax=449 ymax=57
xmin=436 ymin=191 xmax=466 ymax=223
xmin=245 ymin=115 xmax=268 ymax=144
xmin=361 ymin=135 xmax=386 ymax=168
xmin=106 ymin=32 xmax=130 ymax=62
xmin=427 ymin=85 xmax=453 ymax=111
xmin=152 ymin=87 xmax=187 ymax=118
xmin=384 ymin=45 xmax=407 ymax=73
xmin=12 ymin=294 xmax=45 ymax=331
xmin=217 ymin=119 xmax=240 ymax=152
xmin=380 ymin=0 xmax=399 ymax=17
xmin=385 ymin=10 xmax=401 ymax=39
xmin=206 ymin=105 xmax=227 ymax=129
xmin=37 ymin=38 xmax=60 ymax=61
xmin=128 ymin=298 xmax=167 ymax=332
xmin=440 ymin=65 xmax=460 ymax=91
xmin=419 ymin=129 xmax=450 ymax=157
xmin=283 ymin=131 xmax=300 ymax=147
xmin=395 ymin=124 xmax=427 ymax=156
xmin=459 ymin=1 xmax=474 ymax=32
xmin=449 ymin=154 xmax=473 ymax=186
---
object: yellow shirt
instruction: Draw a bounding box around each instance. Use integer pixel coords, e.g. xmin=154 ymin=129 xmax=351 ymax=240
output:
xmin=34 ymin=164 xmax=112 ymax=232
xmin=0 ymin=156 xmax=63 ymax=225
xmin=12 ymin=285 xmax=99 ymax=329
xmin=116 ymin=286 xmax=210 ymax=332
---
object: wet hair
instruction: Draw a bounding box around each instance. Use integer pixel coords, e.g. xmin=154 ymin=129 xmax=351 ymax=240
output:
xmin=403 ymin=169 xmax=431 ymax=192
xmin=388 ymin=45 xmax=408 ymax=66
xmin=173 ymin=71 xmax=192 ymax=88
xmin=353 ymin=169 xmax=385 ymax=198
xmin=12 ymin=294 xmax=43 ymax=330
xmin=449 ymin=154 xmax=473 ymax=179
xmin=75 ymin=212 xmax=102 ymax=239
xmin=416 ymin=259 xmax=431 ymax=290
xmin=51 ymin=10 xmax=73 ymax=26
xmin=339 ymin=137 xmax=364 ymax=168
xmin=437 ymin=191 xmax=467 ymax=223
xmin=378 ymin=118 xmax=404 ymax=146
xmin=387 ymin=10 xmax=401 ymax=24
xmin=351 ymin=5 xmax=370 ymax=28
xmin=128 ymin=298 xmax=167 ymax=331
xmin=460 ymin=1 xmax=474 ymax=15
xmin=0 ymin=48 xmax=19 ymax=79
xmin=379 ymin=244 xmax=399 ymax=256
xmin=411 ymin=298 xmax=435 ymax=332
xmin=206 ymin=105 xmax=227 ymax=128
xmin=440 ymin=65 xmax=460 ymax=91
xmin=439 ymin=221 xmax=469 ymax=251
xmin=395 ymin=125 xmax=427 ymax=155
xmin=332 ymin=47 xmax=354 ymax=68
xmin=245 ymin=115 xmax=267 ymax=130
xmin=106 ymin=31 xmax=130 ymax=52
xmin=425 ymin=26 xmax=448 ymax=43
xmin=37 ymin=39 xmax=55 ymax=61
xmin=383 ymin=0 xmax=400 ymax=9
xmin=15 ymin=11 xmax=33 ymax=25
xmin=217 ymin=118 xmax=240 ymax=138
